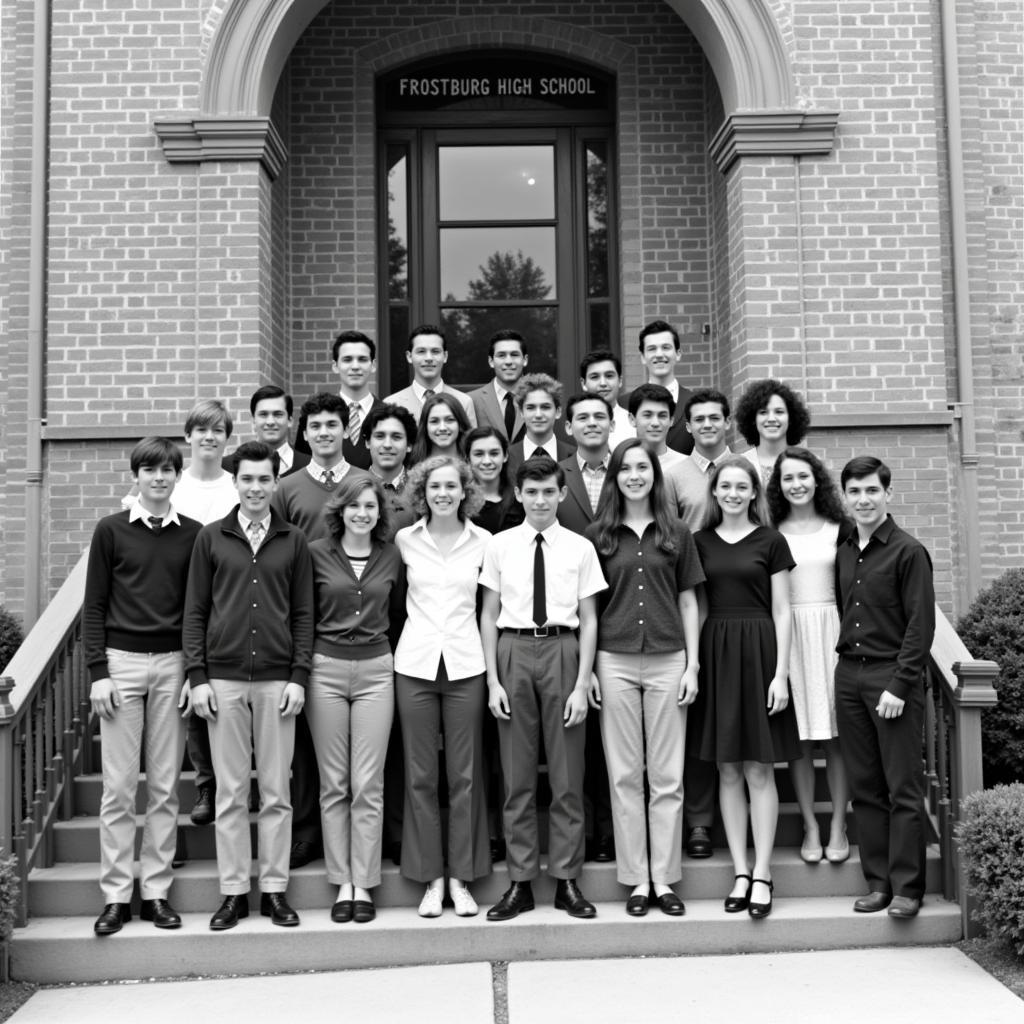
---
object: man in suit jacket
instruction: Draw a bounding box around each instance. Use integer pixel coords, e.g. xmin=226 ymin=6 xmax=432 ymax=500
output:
xmin=506 ymin=373 xmax=574 ymax=479
xmin=469 ymin=329 xmax=528 ymax=443
xmin=332 ymin=329 xmax=386 ymax=471
xmin=557 ymin=393 xmax=613 ymax=536
xmin=223 ymin=386 xmax=311 ymax=478
xmin=624 ymin=320 xmax=695 ymax=456
xmin=383 ymin=323 xmax=476 ymax=427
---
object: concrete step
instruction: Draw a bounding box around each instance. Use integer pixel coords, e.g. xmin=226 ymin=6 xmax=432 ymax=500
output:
xmin=9 ymin=896 xmax=963 ymax=984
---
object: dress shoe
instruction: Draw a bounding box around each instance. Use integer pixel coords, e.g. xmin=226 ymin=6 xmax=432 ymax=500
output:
xmin=490 ymin=837 xmax=507 ymax=863
xmin=825 ymin=833 xmax=850 ymax=864
xmin=487 ymin=881 xmax=535 ymax=921
xmin=625 ymin=894 xmax=649 ymax=917
xmin=853 ymin=891 xmax=892 ymax=913
xmin=93 ymin=903 xmax=131 ymax=936
xmin=190 ymin=783 xmax=215 ymax=826
xmin=289 ymin=840 xmax=322 ymax=870
xmin=800 ymin=829 xmax=824 ymax=864
xmin=685 ymin=826 xmax=712 ymax=858
xmin=748 ymin=878 xmax=774 ymax=919
xmin=260 ymin=891 xmax=299 ymax=927
xmin=210 ymin=894 xmax=249 ymax=931
xmin=140 ymin=898 xmax=181 ymax=929
xmin=593 ymin=834 xmax=615 ymax=863
xmin=656 ymin=892 xmax=686 ymax=917
xmin=331 ymin=900 xmax=354 ymax=923
xmin=724 ymin=874 xmax=752 ymax=913
xmin=554 ymin=879 xmax=596 ymax=919
xmin=887 ymin=895 xmax=921 ymax=919
xmin=352 ymin=899 xmax=376 ymax=923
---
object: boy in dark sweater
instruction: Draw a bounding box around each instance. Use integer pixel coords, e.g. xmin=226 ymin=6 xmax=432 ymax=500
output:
xmin=86 ymin=437 xmax=203 ymax=936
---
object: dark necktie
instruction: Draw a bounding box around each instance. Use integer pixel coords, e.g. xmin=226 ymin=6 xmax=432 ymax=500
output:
xmin=323 ymin=469 xmax=337 ymax=491
xmin=533 ymin=533 xmax=547 ymax=628
xmin=147 ymin=516 xmax=163 ymax=535
xmin=503 ymin=392 xmax=516 ymax=439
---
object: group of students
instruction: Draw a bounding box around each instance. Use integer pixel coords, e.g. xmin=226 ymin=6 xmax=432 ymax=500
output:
xmin=86 ymin=319 xmax=936 ymax=936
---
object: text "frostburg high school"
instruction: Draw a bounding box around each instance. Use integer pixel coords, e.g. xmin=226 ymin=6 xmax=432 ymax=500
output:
xmin=398 ymin=76 xmax=596 ymax=97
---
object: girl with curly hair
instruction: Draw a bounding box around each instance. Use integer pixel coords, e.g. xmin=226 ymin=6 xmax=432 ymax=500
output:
xmin=734 ymin=379 xmax=811 ymax=486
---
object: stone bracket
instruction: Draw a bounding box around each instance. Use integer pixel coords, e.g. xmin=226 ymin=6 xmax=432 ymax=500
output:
xmin=153 ymin=117 xmax=287 ymax=179
xmin=709 ymin=110 xmax=840 ymax=172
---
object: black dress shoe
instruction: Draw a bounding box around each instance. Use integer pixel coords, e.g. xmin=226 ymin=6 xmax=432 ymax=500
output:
xmin=140 ymin=898 xmax=181 ymax=929
xmin=685 ymin=826 xmax=712 ymax=858
xmin=593 ymin=835 xmax=615 ymax=863
xmin=625 ymin=894 xmax=649 ymax=917
xmin=190 ymin=783 xmax=215 ymax=826
xmin=94 ymin=903 xmax=131 ymax=936
xmin=887 ymin=895 xmax=921 ymax=919
xmin=656 ymin=892 xmax=686 ymax=917
xmin=554 ymin=878 xmax=596 ymax=919
xmin=490 ymin=837 xmax=507 ymax=863
xmin=748 ymin=878 xmax=773 ymax=919
xmin=331 ymin=900 xmax=354 ymax=923
xmin=352 ymin=899 xmax=376 ymax=924
xmin=487 ymin=881 xmax=535 ymax=921
xmin=289 ymin=840 xmax=322 ymax=870
xmin=260 ymin=891 xmax=300 ymax=927
xmin=724 ymin=874 xmax=752 ymax=913
xmin=210 ymin=894 xmax=249 ymax=931
xmin=853 ymin=891 xmax=893 ymax=913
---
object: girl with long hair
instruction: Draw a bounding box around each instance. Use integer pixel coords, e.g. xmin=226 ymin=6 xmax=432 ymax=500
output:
xmin=408 ymin=392 xmax=471 ymax=466
xmin=462 ymin=426 xmax=525 ymax=535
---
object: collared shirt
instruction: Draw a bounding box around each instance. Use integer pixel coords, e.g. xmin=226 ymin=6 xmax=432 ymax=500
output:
xmin=371 ymin=466 xmax=407 ymax=494
xmin=577 ymin=452 xmax=610 ymax=515
xmin=276 ymin=442 xmax=296 ymax=474
xmin=688 ymin=446 xmax=731 ymax=475
xmin=608 ymin=405 xmax=635 ymax=451
xmin=412 ymin=380 xmax=449 ymax=403
xmin=835 ymin=515 xmax=935 ymax=699
xmin=306 ymin=457 xmax=351 ymax=485
xmin=371 ymin=468 xmax=415 ymax=540
xmin=492 ymin=379 xmax=515 ymax=407
xmin=665 ymin=447 xmax=733 ymax=531
xmin=128 ymin=503 xmax=182 ymax=529
xmin=394 ymin=518 xmax=491 ymax=680
xmin=237 ymin=510 xmax=271 ymax=536
xmin=480 ymin=520 xmax=607 ymax=629
xmin=522 ymin=436 xmax=560 ymax=462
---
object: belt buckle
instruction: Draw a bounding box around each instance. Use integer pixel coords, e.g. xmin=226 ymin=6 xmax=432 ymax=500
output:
xmin=532 ymin=626 xmax=551 ymax=638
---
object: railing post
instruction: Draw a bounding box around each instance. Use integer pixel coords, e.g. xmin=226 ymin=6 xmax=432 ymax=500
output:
xmin=0 ymin=677 xmax=15 ymax=862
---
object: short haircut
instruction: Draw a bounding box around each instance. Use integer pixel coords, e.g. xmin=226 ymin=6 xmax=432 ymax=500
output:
xmin=332 ymin=329 xmax=376 ymax=363
xmin=360 ymin=402 xmax=418 ymax=449
xmin=300 ymin=392 xmax=349 ymax=429
xmin=638 ymin=319 xmax=680 ymax=353
xmin=684 ymin=387 xmax=730 ymax=421
xmin=841 ymin=455 xmax=891 ymax=489
xmin=515 ymin=453 xmax=565 ymax=489
xmin=488 ymin=328 xmax=527 ymax=358
xmin=565 ymin=392 xmax=614 ymax=422
xmin=462 ymin=426 xmax=512 ymax=491
xmin=405 ymin=455 xmax=484 ymax=521
xmin=231 ymin=440 xmax=281 ymax=479
xmin=323 ymin=474 xmax=390 ymax=545
xmin=734 ymin=378 xmax=810 ymax=447
xmin=249 ymin=385 xmax=293 ymax=418
xmin=130 ymin=436 xmax=182 ymax=475
xmin=579 ymin=349 xmax=622 ymax=379
xmin=407 ymin=323 xmax=447 ymax=351
xmin=185 ymin=399 xmax=233 ymax=439
xmin=515 ymin=372 xmax=562 ymax=410
xmin=628 ymin=382 xmax=675 ymax=417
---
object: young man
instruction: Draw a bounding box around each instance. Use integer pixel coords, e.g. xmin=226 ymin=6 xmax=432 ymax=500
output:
xmin=480 ymin=456 xmax=607 ymax=921
xmin=333 ymin=329 xmax=385 ymax=470
xmin=836 ymin=456 xmax=935 ymax=919
xmin=362 ymin=401 xmax=418 ymax=540
xmin=507 ymin=373 xmax=575 ymax=477
xmin=184 ymin=441 xmax=314 ymax=931
xmin=86 ymin=437 xmax=203 ymax=936
xmin=632 ymin=320 xmax=694 ymax=455
xmin=579 ymin=350 xmax=634 ymax=450
xmin=384 ymin=323 xmax=476 ymax=426
xmin=223 ymin=386 xmax=308 ymax=476
xmin=469 ymin=329 xmax=528 ymax=442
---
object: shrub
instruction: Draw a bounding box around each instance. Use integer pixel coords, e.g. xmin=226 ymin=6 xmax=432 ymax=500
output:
xmin=957 ymin=568 xmax=1024 ymax=785
xmin=0 ymin=606 xmax=23 ymax=672
xmin=0 ymin=849 xmax=17 ymax=946
xmin=957 ymin=784 xmax=1024 ymax=956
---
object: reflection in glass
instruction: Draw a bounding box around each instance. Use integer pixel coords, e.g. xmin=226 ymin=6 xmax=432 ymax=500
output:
xmin=588 ymin=303 xmax=611 ymax=350
xmin=387 ymin=147 xmax=408 ymax=300
xmin=388 ymin=304 xmax=411 ymax=390
xmin=586 ymin=141 xmax=609 ymax=298
xmin=440 ymin=306 xmax=558 ymax=387
xmin=439 ymin=146 xmax=555 ymax=221
xmin=440 ymin=228 xmax=556 ymax=301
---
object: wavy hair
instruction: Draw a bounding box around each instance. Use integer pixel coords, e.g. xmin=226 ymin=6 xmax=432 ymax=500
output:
xmin=702 ymin=455 xmax=770 ymax=529
xmin=462 ymin=426 xmax=513 ymax=494
xmin=734 ymin=379 xmax=810 ymax=447
xmin=405 ymin=455 xmax=484 ymax=521
xmin=409 ymin=391 xmax=472 ymax=465
xmin=766 ymin=447 xmax=848 ymax=526
xmin=322 ymin=473 xmax=391 ymax=545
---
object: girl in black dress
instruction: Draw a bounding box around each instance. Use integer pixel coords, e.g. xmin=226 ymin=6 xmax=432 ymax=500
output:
xmin=463 ymin=426 xmax=524 ymax=535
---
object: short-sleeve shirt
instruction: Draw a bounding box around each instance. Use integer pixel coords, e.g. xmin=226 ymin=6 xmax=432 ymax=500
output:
xmin=480 ymin=520 xmax=607 ymax=629
xmin=586 ymin=520 xmax=705 ymax=654
xmin=694 ymin=525 xmax=794 ymax=618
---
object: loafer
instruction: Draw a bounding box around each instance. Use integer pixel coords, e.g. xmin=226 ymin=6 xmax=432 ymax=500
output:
xmin=685 ymin=826 xmax=712 ymax=858
xmin=93 ymin=902 xmax=131 ymax=936
xmin=554 ymin=878 xmax=596 ymax=919
xmin=724 ymin=874 xmax=752 ymax=913
xmin=352 ymin=899 xmax=376 ymax=924
xmin=289 ymin=840 xmax=322 ymax=870
xmin=140 ymin=898 xmax=181 ymax=929
xmin=887 ymin=895 xmax=921 ymax=919
xmin=625 ymin=894 xmax=649 ymax=917
xmin=656 ymin=892 xmax=686 ymax=917
xmin=210 ymin=894 xmax=249 ymax=931
xmin=190 ymin=783 xmax=215 ymax=826
xmin=487 ymin=881 xmax=535 ymax=922
xmin=748 ymin=878 xmax=774 ymax=919
xmin=260 ymin=891 xmax=299 ymax=927
xmin=853 ymin=891 xmax=892 ymax=913
xmin=330 ymin=900 xmax=354 ymax=923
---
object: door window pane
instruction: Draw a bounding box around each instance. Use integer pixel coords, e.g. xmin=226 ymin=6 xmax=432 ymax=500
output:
xmin=440 ymin=306 xmax=558 ymax=387
xmin=439 ymin=146 xmax=554 ymax=221
xmin=387 ymin=147 xmax=409 ymax=300
xmin=440 ymin=227 xmax=557 ymax=301
xmin=586 ymin=141 xmax=609 ymax=298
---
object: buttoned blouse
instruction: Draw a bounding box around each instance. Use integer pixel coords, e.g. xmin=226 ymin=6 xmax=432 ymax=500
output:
xmin=394 ymin=517 xmax=491 ymax=680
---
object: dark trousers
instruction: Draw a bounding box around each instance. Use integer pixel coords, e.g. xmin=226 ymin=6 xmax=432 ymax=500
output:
xmin=186 ymin=714 xmax=214 ymax=790
xmin=584 ymin=712 xmax=613 ymax=843
xmin=382 ymin=714 xmax=404 ymax=848
xmin=683 ymin=690 xmax=716 ymax=829
xmin=835 ymin=658 xmax=926 ymax=899
xmin=290 ymin=710 xmax=322 ymax=846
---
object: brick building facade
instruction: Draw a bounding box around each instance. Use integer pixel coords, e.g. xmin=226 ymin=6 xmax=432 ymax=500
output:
xmin=1 ymin=0 xmax=1021 ymax=624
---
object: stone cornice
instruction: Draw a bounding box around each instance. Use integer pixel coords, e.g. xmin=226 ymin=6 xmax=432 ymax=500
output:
xmin=709 ymin=110 xmax=840 ymax=172
xmin=153 ymin=117 xmax=287 ymax=179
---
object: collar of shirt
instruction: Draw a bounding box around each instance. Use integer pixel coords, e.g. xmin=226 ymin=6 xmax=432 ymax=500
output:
xmin=493 ymin=379 xmax=515 ymax=404
xmin=690 ymin=445 xmax=733 ymax=474
xmin=129 ymin=503 xmax=181 ymax=528
xmin=577 ymin=452 xmax=610 ymax=474
xmin=524 ymin=436 xmax=558 ymax=461
xmin=307 ymin=457 xmax=350 ymax=484
xmin=371 ymin=466 xmax=406 ymax=492
xmin=516 ymin=519 xmax=563 ymax=547
xmin=408 ymin=515 xmax=480 ymax=553
xmin=844 ymin=514 xmax=896 ymax=549
xmin=236 ymin=510 xmax=271 ymax=535
xmin=275 ymin=442 xmax=294 ymax=472
xmin=341 ymin=392 xmax=373 ymax=416
xmin=412 ymin=380 xmax=446 ymax=402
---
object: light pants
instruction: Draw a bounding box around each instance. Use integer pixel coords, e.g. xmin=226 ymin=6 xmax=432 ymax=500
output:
xmin=207 ymin=678 xmax=295 ymax=895
xmin=99 ymin=649 xmax=187 ymax=903
xmin=306 ymin=652 xmax=394 ymax=889
xmin=596 ymin=649 xmax=687 ymax=887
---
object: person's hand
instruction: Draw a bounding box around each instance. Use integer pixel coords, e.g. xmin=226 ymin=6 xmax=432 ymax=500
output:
xmin=178 ymin=681 xmax=192 ymax=718
xmin=766 ymin=675 xmax=789 ymax=715
xmin=279 ymin=683 xmax=305 ymax=717
xmin=587 ymin=673 xmax=602 ymax=711
xmin=190 ymin=683 xmax=217 ymax=721
xmin=488 ymin=681 xmax=511 ymax=721
xmin=678 ymin=666 xmax=699 ymax=707
xmin=876 ymin=690 xmax=905 ymax=719
xmin=90 ymin=678 xmax=120 ymax=720
xmin=564 ymin=688 xmax=588 ymax=728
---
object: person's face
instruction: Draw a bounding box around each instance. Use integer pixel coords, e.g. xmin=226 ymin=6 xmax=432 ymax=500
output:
xmin=406 ymin=334 xmax=447 ymax=385
xmin=489 ymin=340 xmax=527 ymax=386
xmin=686 ymin=401 xmax=729 ymax=454
xmin=714 ymin=466 xmax=754 ymax=519
xmin=186 ymin=421 xmax=228 ymax=462
xmin=778 ymin=457 xmax=816 ymax=510
xmin=843 ymin=472 xmax=891 ymax=533
xmin=756 ymin=394 xmax=789 ymax=445
xmin=252 ymin=397 xmax=291 ymax=449
xmin=234 ymin=458 xmax=278 ymax=519
xmin=342 ymin=486 xmax=380 ymax=539
xmin=629 ymin=401 xmax=671 ymax=449
xmin=567 ymin=398 xmax=611 ymax=450
xmin=305 ymin=410 xmax=346 ymax=464
xmin=333 ymin=342 xmax=375 ymax=395
xmin=425 ymin=404 xmax=459 ymax=451
xmin=133 ymin=461 xmax=180 ymax=510
xmin=424 ymin=464 xmax=464 ymax=520
xmin=367 ymin=416 xmax=409 ymax=473
xmin=468 ymin=436 xmax=507 ymax=486
xmin=639 ymin=331 xmax=679 ymax=381
xmin=617 ymin=447 xmax=655 ymax=503
xmin=581 ymin=360 xmax=621 ymax=406
xmin=522 ymin=389 xmax=559 ymax=439
xmin=515 ymin=474 xmax=566 ymax=531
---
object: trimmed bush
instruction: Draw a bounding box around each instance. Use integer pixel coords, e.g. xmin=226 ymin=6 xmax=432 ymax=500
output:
xmin=0 ymin=849 xmax=17 ymax=944
xmin=957 ymin=568 xmax=1024 ymax=785
xmin=0 ymin=606 xmax=23 ymax=673
xmin=957 ymin=784 xmax=1024 ymax=956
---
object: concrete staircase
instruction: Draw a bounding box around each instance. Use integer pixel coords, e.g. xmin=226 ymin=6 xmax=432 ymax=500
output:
xmin=11 ymin=764 xmax=961 ymax=983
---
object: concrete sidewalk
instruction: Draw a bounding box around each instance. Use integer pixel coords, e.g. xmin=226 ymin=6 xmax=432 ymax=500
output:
xmin=8 ymin=947 xmax=1021 ymax=1023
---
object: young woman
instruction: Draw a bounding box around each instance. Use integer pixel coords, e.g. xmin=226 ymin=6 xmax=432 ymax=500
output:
xmin=691 ymin=456 xmax=800 ymax=918
xmin=586 ymin=440 xmax=704 ymax=917
xmin=463 ymin=426 xmax=525 ymax=535
xmin=734 ymin=379 xmax=811 ymax=486
xmin=408 ymin=392 xmax=472 ymax=466
xmin=768 ymin=447 xmax=851 ymax=864
xmin=306 ymin=476 xmax=405 ymax=924
xmin=393 ymin=455 xmax=491 ymax=917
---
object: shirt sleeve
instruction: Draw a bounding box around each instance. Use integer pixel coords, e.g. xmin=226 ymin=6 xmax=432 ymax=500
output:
xmin=576 ymin=538 xmax=608 ymax=600
xmin=83 ymin=520 xmax=115 ymax=682
xmin=287 ymin=533 xmax=315 ymax=688
xmin=182 ymin=529 xmax=214 ymax=686
xmin=478 ymin=534 xmax=502 ymax=592
xmin=766 ymin=529 xmax=797 ymax=575
xmin=890 ymin=541 xmax=936 ymax=699
xmin=673 ymin=524 xmax=705 ymax=592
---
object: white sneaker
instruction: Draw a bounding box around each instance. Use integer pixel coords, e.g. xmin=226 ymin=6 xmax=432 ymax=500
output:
xmin=418 ymin=886 xmax=443 ymax=918
xmin=450 ymin=882 xmax=478 ymax=918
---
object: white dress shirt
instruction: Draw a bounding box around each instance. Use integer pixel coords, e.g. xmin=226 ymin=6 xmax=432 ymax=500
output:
xmin=522 ymin=436 xmax=560 ymax=461
xmin=128 ymin=503 xmax=182 ymax=528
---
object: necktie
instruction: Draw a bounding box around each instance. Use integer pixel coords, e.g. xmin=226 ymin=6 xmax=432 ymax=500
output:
xmin=532 ymin=533 xmax=547 ymax=628
xmin=423 ymin=388 xmax=435 ymax=399
xmin=347 ymin=402 xmax=361 ymax=443
xmin=248 ymin=520 xmax=264 ymax=554
xmin=528 ymin=446 xmax=544 ymax=459
xmin=147 ymin=516 xmax=163 ymax=535
xmin=323 ymin=469 xmax=337 ymax=490
xmin=503 ymin=392 xmax=516 ymax=439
